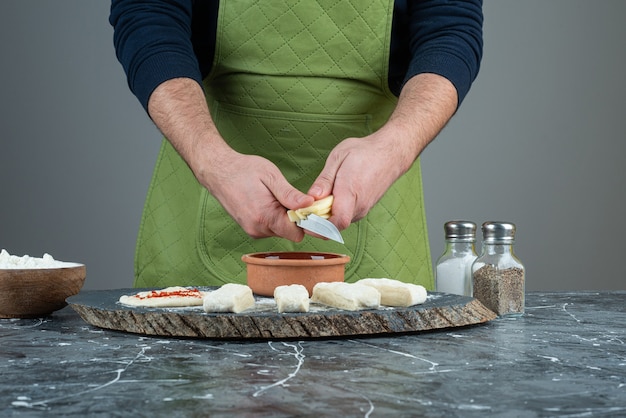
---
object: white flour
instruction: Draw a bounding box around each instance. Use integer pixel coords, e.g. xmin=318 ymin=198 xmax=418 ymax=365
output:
xmin=0 ymin=249 xmax=79 ymax=269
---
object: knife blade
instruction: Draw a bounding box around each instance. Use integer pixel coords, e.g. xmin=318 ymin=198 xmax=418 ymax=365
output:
xmin=297 ymin=214 xmax=344 ymax=244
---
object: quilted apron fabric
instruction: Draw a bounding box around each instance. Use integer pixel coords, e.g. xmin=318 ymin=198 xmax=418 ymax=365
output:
xmin=134 ymin=0 xmax=434 ymax=289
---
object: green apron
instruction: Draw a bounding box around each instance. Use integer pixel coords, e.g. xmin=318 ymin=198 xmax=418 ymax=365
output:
xmin=134 ymin=0 xmax=434 ymax=289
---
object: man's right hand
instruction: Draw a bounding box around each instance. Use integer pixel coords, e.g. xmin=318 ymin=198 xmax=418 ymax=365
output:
xmin=148 ymin=77 xmax=314 ymax=242
xmin=199 ymin=149 xmax=315 ymax=242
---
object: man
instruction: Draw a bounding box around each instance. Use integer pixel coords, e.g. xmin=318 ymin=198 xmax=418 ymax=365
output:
xmin=110 ymin=0 xmax=483 ymax=288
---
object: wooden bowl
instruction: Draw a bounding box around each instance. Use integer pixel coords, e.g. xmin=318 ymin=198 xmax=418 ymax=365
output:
xmin=0 ymin=264 xmax=86 ymax=318
xmin=242 ymin=251 xmax=350 ymax=297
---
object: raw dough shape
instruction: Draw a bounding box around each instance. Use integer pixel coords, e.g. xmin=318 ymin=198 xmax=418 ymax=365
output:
xmin=311 ymin=282 xmax=380 ymax=311
xmin=359 ymin=278 xmax=427 ymax=307
xmin=118 ymin=286 xmax=205 ymax=308
xmin=274 ymin=284 xmax=310 ymax=313
xmin=203 ymin=283 xmax=255 ymax=313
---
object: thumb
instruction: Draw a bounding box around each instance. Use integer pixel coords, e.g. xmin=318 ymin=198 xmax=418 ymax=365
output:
xmin=308 ymin=161 xmax=339 ymax=200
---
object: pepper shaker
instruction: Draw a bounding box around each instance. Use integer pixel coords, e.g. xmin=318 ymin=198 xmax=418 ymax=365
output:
xmin=472 ymin=221 xmax=525 ymax=316
xmin=435 ymin=221 xmax=477 ymax=296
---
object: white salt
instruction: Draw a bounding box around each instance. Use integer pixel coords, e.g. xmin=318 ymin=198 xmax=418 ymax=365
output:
xmin=435 ymin=254 xmax=475 ymax=296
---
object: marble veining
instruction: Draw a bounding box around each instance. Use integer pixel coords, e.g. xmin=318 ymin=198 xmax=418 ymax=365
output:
xmin=252 ymin=342 xmax=306 ymax=397
xmin=1 ymin=292 xmax=625 ymax=417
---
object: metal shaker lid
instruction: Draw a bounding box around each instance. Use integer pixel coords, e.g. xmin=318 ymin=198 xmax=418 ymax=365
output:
xmin=444 ymin=221 xmax=477 ymax=242
xmin=481 ymin=221 xmax=516 ymax=243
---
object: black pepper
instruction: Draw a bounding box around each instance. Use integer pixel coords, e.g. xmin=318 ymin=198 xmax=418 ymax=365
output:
xmin=472 ymin=265 xmax=525 ymax=316
xmin=471 ymin=222 xmax=525 ymax=317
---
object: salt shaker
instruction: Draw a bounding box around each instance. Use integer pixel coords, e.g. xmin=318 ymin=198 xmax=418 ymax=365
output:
xmin=472 ymin=221 xmax=525 ymax=317
xmin=435 ymin=221 xmax=477 ymax=296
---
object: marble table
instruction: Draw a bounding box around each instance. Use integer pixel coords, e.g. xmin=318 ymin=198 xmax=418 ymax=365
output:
xmin=1 ymin=291 xmax=625 ymax=417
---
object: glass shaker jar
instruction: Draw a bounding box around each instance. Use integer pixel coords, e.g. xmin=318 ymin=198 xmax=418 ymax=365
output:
xmin=435 ymin=221 xmax=477 ymax=296
xmin=472 ymin=221 xmax=525 ymax=317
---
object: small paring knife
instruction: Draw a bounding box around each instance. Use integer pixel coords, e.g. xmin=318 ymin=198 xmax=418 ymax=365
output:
xmin=297 ymin=214 xmax=344 ymax=244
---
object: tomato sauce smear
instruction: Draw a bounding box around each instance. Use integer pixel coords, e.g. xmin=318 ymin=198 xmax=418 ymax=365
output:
xmin=138 ymin=288 xmax=203 ymax=300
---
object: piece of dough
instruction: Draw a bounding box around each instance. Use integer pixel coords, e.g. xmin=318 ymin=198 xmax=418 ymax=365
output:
xmin=359 ymin=278 xmax=427 ymax=307
xmin=311 ymin=282 xmax=380 ymax=311
xmin=274 ymin=284 xmax=310 ymax=313
xmin=119 ymin=286 xmax=205 ymax=308
xmin=203 ymin=283 xmax=255 ymax=313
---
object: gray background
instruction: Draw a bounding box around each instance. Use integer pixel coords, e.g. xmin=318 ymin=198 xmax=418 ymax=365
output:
xmin=1 ymin=1 xmax=624 ymax=291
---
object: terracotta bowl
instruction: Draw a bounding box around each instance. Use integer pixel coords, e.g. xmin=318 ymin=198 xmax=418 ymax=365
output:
xmin=242 ymin=251 xmax=350 ymax=297
xmin=0 ymin=264 xmax=86 ymax=318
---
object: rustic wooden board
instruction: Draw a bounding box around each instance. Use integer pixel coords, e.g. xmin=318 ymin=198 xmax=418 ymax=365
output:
xmin=67 ymin=288 xmax=496 ymax=339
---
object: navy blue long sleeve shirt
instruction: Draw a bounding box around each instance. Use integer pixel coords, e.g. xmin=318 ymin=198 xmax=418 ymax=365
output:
xmin=110 ymin=0 xmax=483 ymax=113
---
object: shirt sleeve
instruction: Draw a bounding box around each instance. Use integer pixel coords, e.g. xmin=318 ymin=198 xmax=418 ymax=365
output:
xmin=405 ymin=0 xmax=484 ymax=107
xmin=109 ymin=0 xmax=202 ymax=113
xmin=110 ymin=0 xmax=483 ymax=112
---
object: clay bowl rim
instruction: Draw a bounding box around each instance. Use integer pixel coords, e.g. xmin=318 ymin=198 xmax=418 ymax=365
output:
xmin=241 ymin=251 xmax=350 ymax=266
xmin=0 ymin=262 xmax=85 ymax=273
xmin=0 ymin=263 xmax=86 ymax=280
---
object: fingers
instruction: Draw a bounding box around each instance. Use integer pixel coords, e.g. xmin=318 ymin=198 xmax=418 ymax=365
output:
xmin=204 ymin=153 xmax=312 ymax=242
xmin=249 ymin=204 xmax=307 ymax=242
xmin=326 ymin=186 xmax=356 ymax=231
xmin=259 ymin=171 xmax=316 ymax=241
xmin=309 ymin=136 xmax=390 ymax=231
xmin=308 ymin=150 xmax=342 ymax=199
xmin=249 ymin=193 xmax=311 ymax=243
xmin=272 ymin=179 xmax=315 ymax=212
xmin=308 ymin=143 xmax=359 ymax=231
